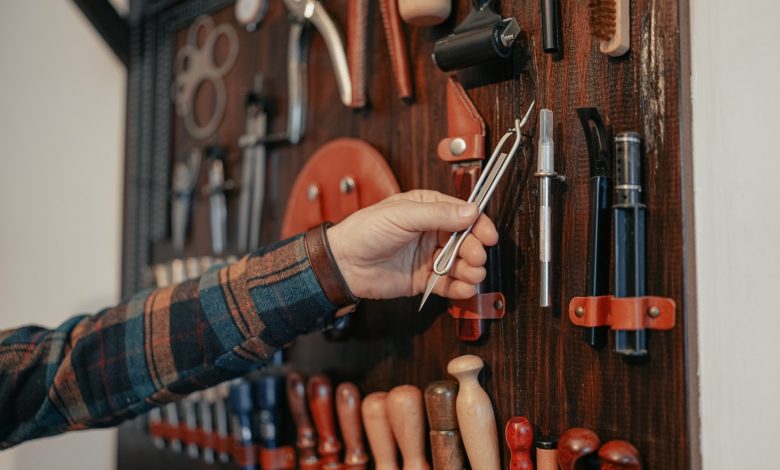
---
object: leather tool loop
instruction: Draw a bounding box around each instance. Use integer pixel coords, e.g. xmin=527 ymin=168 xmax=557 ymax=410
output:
xmin=448 ymin=293 xmax=506 ymax=320
xmin=437 ymin=76 xmax=486 ymax=162
xmin=568 ymin=295 xmax=676 ymax=330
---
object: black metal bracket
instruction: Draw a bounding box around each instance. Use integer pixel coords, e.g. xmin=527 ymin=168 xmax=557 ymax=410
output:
xmin=72 ymin=0 xmax=130 ymax=67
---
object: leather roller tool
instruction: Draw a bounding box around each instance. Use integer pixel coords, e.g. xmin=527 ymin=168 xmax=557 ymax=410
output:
xmin=432 ymin=0 xmax=522 ymax=72
xmin=237 ymin=78 xmax=268 ymax=254
xmin=206 ymin=146 xmax=228 ymax=255
xmin=387 ymin=385 xmax=430 ymax=470
xmin=307 ymin=374 xmax=342 ymax=465
xmin=287 ymin=372 xmax=319 ymax=469
xmin=277 ymin=0 xmax=353 ymax=144
xmin=599 ymin=440 xmax=642 ymax=469
xmin=505 ymin=416 xmax=533 ymax=470
xmin=424 ymin=381 xmax=465 ymax=470
xmin=361 ymin=392 xmax=400 ymax=470
xmin=557 ymin=427 xmax=601 ymax=470
xmin=336 ymin=383 xmax=369 ymax=469
xmin=171 ymin=148 xmax=201 ymax=253
xmin=447 ymin=355 xmax=500 ymax=470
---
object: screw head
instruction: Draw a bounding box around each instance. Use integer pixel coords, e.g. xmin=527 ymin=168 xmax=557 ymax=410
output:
xmin=648 ymin=306 xmax=661 ymax=318
xmin=493 ymin=300 xmax=504 ymax=310
xmin=339 ymin=176 xmax=356 ymax=194
xmin=307 ymin=184 xmax=319 ymax=201
xmin=449 ymin=138 xmax=467 ymax=156
xmin=575 ymin=306 xmax=585 ymax=318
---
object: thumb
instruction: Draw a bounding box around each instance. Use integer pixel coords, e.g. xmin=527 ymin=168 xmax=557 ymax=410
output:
xmin=393 ymin=200 xmax=479 ymax=233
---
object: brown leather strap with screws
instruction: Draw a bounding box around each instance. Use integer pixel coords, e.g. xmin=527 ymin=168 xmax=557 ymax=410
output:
xmin=305 ymin=222 xmax=359 ymax=307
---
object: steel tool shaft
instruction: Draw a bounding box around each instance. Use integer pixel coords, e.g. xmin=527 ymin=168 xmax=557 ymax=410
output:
xmin=419 ymin=101 xmax=535 ymax=311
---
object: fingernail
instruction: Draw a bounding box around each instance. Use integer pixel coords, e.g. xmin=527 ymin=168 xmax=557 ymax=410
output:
xmin=458 ymin=203 xmax=478 ymax=218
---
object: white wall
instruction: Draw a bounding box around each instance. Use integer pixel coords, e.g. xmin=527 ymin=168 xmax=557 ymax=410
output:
xmin=0 ymin=1 xmax=126 ymax=469
xmin=691 ymin=0 xmax=780 ymax=468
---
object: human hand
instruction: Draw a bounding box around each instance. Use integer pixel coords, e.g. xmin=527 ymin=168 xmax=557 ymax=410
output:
xmin=326 ymin=190 xmax=499 ymax=301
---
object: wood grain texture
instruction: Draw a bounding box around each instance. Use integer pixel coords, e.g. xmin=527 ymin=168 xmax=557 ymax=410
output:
xmin=119 ymin=0 xmax=694 ymax=468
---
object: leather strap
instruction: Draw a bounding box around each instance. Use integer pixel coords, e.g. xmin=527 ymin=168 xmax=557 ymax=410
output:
xmin=437 ymin=76 xmax=486 ymax=162
xmin=305 ymin=223 xmax=360 ymax=307
xmin=568 ymin=295 xmax=676 ymax=330
xmin=378 ymin=0 xmax=413 ymax=99
xmin=348 ymin=0 xmax=369 ymax=108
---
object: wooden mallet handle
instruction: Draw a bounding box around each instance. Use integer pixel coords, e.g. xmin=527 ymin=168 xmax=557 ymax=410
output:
xmin=336 ymin=383 xmax=369 ymax=469
xmin=307 ymin=374 xmax=342 ymax=465
xmin=447 ymin=355 xmax=500 ymax=470
xmin=599 ymin=440 xmax=642 ymax=470
xmin=424 ymin=381 xmax=465 ymax=470
xmin=387 ymin=385 xmax=430 ymax=470
xmin=557 ymin=427 xmax=601 ymax=470
xmin=361 ymin=392 xmax=400 ymax=470
xmin=505 ymin=416 xmax=533 ymax=470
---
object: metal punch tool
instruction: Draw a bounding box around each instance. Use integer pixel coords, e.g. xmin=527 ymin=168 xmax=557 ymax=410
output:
xmin=419 ymin=100 xmax=536 ymax=311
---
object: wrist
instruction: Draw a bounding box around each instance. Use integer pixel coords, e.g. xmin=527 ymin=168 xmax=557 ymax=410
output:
xmin=304 ymin=223 xmax=360 ymax=307
xmin=326 ymin=224 xmax=361 ymax=299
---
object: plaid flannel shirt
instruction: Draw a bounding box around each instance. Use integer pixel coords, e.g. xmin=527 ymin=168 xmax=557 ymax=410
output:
xmin=0 ymin=234 xmax=338 ymax=449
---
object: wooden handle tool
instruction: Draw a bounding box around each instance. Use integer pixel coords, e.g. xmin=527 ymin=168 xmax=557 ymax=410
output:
xmin=286 ymin=372 xmax=319 ymax=469
xmin=336 ymin=383 xmax=369 ymax=469
xmin=505 ymin=416 xmax=533 ymax=470
xmin=424 ymin=380 xmax=465 ymax=470
xmin=387 ymin=385 xmax=430 ymax=470
xmin=446 ymin=355 xmax=500 ymax=470
xmin=598 ymin=440 xmax=642 ymax=470
xmin=535 ymin=437 xmax=558 ymax=470
xmin=361 ymin=392 xmax=400 ymax=470
xmin=307 ymin=374 xmax=342 ymax=465
xmin=557 ymin=428 xmax=601 ymax=470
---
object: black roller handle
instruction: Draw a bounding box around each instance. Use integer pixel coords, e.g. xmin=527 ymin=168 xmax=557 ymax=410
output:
xmin=541 ymin=0 xmax=560 ymax=53
xmin=577 ymin=108 xmax=611 ymax=349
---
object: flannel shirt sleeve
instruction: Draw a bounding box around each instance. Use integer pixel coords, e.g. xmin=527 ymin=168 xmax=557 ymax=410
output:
xmin=0 ymin=234 xmax=338 ymax=449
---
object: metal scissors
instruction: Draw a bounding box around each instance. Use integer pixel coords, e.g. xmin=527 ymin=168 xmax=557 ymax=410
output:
xmin=419 ymin=100 xmax=536 ymax=311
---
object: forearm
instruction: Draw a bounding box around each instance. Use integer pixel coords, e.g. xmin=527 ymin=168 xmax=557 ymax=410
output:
xmin=0 ymin=233 xmax=339 ymax=449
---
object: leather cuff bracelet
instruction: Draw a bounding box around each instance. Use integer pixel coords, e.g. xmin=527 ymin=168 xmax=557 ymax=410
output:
xmin=304 ymin=222 xmax=360 ymax=307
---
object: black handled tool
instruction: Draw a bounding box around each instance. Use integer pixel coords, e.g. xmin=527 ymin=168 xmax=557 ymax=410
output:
xmin=577 ymin=108 xmax=611 ymax=349
xmin=613 ymin=132 xmax=647 ymax=356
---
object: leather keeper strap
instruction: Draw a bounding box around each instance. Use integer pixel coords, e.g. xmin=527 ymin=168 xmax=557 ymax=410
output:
xmin=568 ymin=295 xmax=676 ymax=330
xmin=304 ymin=223 xmax=359 ymax=307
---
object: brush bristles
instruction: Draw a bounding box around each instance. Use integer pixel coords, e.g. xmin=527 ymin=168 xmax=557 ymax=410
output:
xmin=589 ymin=0 xmax=616 ymax=41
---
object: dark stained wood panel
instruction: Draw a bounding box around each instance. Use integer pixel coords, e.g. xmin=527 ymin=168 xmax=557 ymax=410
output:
xmin=120 ymin=0 xmax=695 ymax=468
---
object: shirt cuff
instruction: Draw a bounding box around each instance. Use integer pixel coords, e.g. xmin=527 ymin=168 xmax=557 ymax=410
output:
xmin=303 ymin=222 xmax=360 ymax=308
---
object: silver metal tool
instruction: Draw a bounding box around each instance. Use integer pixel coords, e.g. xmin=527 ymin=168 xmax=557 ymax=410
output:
xmin=273 ymin=0 xmax=352 ymax=144
xmin=419 ymin=101 xmax=536 ymax=311
xmin=206 ymin=147 xmax=228 ymax=255
xmin=171 ymin=149 xmax=202 ymax=252
xmin=237 ymin=79 xmax=269 ymax=253
xmin=534 ymin=109 xmax=557 ymax=308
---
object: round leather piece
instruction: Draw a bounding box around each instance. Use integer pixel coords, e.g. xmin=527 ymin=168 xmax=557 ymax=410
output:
xmin=281 ymin=138 xmax=400 ymax=239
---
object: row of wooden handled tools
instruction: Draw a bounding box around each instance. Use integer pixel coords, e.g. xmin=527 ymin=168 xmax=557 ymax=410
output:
xmin=144 ymin=353 xmax=641 ymax=469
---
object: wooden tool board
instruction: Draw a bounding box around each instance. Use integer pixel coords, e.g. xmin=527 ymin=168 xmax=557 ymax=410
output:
xmin=119 ymin=0 xmax=698 ymax=467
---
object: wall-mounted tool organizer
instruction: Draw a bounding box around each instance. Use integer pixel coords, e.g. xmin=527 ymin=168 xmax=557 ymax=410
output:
xmin=119 ymin=0 xmax=696 ymax=468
